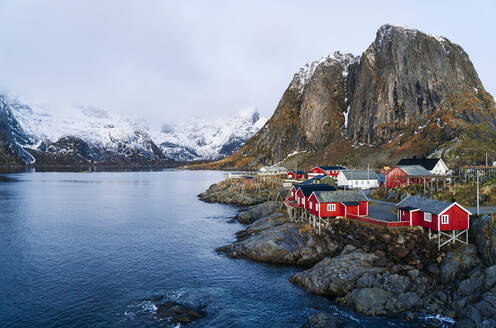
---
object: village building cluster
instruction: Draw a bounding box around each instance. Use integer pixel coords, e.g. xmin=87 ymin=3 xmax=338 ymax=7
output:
xmin=278 ymin=157 xmax=471 ymax=249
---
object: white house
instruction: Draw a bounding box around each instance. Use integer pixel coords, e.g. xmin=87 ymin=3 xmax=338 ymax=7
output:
xmin=258 ymin=166 xmax=287 ymax=175
xmin=337 ymin=170 xmax=380 ymax=189
xmin=397 ymin=157 xmax=449 ymax=175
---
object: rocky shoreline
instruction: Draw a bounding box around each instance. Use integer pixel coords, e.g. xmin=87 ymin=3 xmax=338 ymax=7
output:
xmin=201 ymin=180 xmax=496 ymax=327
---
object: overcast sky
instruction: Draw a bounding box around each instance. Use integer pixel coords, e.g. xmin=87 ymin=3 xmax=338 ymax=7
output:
xmin=0 ymin=0 xmax=494 ymax=129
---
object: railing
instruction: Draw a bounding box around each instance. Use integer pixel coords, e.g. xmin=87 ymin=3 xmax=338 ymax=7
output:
xmin=284 ymin=198 xmax=299 ymax=208
xmin=345 ymin=213 xmax=410 ymax=227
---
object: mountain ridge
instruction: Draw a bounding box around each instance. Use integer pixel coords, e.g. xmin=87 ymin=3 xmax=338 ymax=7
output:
xmin=199 ymin=24 xmax=496 ymax=170
xmin=0 ymin=95 xmax=267 ymax=167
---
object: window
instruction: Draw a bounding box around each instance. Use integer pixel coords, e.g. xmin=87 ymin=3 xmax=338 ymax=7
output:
xmin=327 ymin=204 xmax=336 ymax=211
xmin=302 ymin=198 xmax=305 ymax=206
xmin=441 ymin=215 xmax=449 ymax=224
xmin=309 ymin=202 xmax=313 ymax=209
xmin=424 ymin=213 xmax=432 ymax=222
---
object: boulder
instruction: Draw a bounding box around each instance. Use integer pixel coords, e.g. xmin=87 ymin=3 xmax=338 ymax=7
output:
xmin=218 ymin=219 xmax=339 ymax=265
xmin=440 ymin=245 xmax=479 ymax=281
xmin=290 ymin=251 xmax=384 ymax=296
xmin=344 ymin=287 xmax=403 ymax=315
xmin=485 ymin=265 xmax=496 ymax=289
xmin=470 ymin=214 xmax=496 ymax=266
xmin=154 ymin=301 xmax=206 ymax=324
xmin=235 ymin=201 xmax=285 ymax=224
xmin=458 ymin=273 xmax=484 ymax=297
xmin=303 ymin=312 xmax=341 ymax=328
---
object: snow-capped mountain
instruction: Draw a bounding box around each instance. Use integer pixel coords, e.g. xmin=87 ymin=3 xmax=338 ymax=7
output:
xmin=154 ymin=108 xmax=268 ymax=161
xmin=3 ymin=95 xmax=170 ymax=166
xmin=0 ymin=93 xmax=268 ymax=166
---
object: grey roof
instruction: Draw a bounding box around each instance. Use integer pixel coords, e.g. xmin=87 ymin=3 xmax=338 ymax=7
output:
xmin=342 ymin=170 xmax=379 ymax=180
xmin=298 ymin=184 xmax=336 ymax=196
xmin=319 ymin=165 xmax=348 ymax=170
xmin=396 ymin=165 xmax=432 ymax=176
xmin=395 ymin=195 xmax=469 ymax=215
xmin=313 ymin=190 xmax=368 ymax=203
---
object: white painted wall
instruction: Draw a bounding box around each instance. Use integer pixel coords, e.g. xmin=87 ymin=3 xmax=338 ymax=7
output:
xmin=431 ymin=159 xmax=449 ymax=175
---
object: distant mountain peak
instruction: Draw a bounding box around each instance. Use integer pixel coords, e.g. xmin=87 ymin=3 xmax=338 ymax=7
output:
xmin=155 ymin=109 xmax=268 ymax=161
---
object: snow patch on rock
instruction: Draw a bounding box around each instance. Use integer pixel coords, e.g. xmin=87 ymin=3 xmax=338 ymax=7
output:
xmin=290 ymin=51 xmax=359 ymax=95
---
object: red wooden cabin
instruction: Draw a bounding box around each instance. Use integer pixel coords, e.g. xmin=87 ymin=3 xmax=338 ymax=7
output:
xmin=289 ymin=185 xmax=298 ymax=200
xmin=295 ymin=184 xmax=336 ymax=209
xmin=242 ymin=176 xmax=256 ymax=184
xmin=385 ymin=165 xmax=431 ymax=188
xmin=288 ymin=170 xmax=305 ymax=180
xmin=395 ymin=195 xmax=471 ymax=231
xmin=309 ymin=165 xmax=348 ymax=178
xmin=307 ymin=190 xmax=368 ymax=218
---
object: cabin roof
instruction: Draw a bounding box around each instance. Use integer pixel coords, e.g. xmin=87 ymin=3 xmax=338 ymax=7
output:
xmin=398 ymin=206 xmax=418 ymax=211
xmin=289 ymin=170 xmax=305 ymax=174
xmin=313 ymin=190 xmax=368 ymax=203
xmin=342 ymin=201 xmax=360 ymax=206
xmin=298 ymin=184 xmax=336 ymax=196
xmin=395 ymin=195 xmax=462 ymax=215
xmin=317 ymin=165 xmax=348 ymax=170
xmin=397 ymin=157 xmax=441 ymax=171
xmin=396 ymin=165 xmax=432 ymax=176
xmin=341 ymin=170 xmax=379 ymax=180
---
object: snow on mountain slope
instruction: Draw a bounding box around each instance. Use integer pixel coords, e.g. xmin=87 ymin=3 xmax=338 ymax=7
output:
xmin=5 ymin=94 xmax=267 ymax=163
xmin=5 ymin=95 xmax=168 ymax=164
xmin=155 ymin=108 xmax=268 ymax=161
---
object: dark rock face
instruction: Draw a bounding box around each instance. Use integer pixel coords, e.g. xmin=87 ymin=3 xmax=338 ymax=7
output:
xmin=215 ymin=24 xmax=496 ymax=169
xmin=471 ymin=214 xmax=496 ymax=266
xmin=303 ymin=312 xmax=342 ymax=328
xmin=0 ymin=96 xmax=35 ymax=167
xmin=348 ymin=24 xmax=493 ymax=145
xmin=154 ymin=301 xmax=206 ymax=324
xmin=440 ymin=245 xmax=480 ymax=281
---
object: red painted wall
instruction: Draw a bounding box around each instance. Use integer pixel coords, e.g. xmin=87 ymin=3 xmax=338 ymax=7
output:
xmin=358 ymin=201 xmax=368 ymax=216
xmin=316 ymin=201 xmax=368 ymax=218
xmin=311 ymin=167 xmax=325 ymax=175
xmin=386 ymin=167 xmax=426 ymax=189
xmin=398 ymin=209 xmax=411 ymax=222
xmin=289 ymin=186 xmax=297 ymax=200
xmin=385 ymin=167 xmax=408 ymax=188
xmin=296 ymin=189 xmax=305 ymax=208
xmin=318 ymin=202 xmax=345 ymax=217
xmin=411 ymin=211 xmax=422 ymax=226
xmin=439 ymin=205 xmax=470 ymax=231
xmin=308 ymin=193 xmax=319 ymax=216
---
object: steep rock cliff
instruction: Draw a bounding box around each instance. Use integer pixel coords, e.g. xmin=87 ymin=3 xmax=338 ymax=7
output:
xmin=208 ymin=24 xmax=495 ymax=169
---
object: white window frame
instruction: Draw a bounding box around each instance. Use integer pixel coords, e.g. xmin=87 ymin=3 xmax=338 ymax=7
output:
xmin=441 ymin=214 xmax=449 ymax=224
xmin=309 ymin=202 xmax=313 ymax=210
xmin=424 ymin=212 xmax=432 ymax=222
xmin=302 ymin=198 xmax=305 ymax=206
xmin=327 ymin=204 xmax=336 ymax=211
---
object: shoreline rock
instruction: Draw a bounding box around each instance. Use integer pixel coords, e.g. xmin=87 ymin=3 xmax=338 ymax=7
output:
xmin=200 ymin=182 xmax=496 ymax=325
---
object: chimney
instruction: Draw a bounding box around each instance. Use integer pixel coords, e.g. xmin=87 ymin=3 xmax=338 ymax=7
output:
xmin=412 ymin=155 xmax=417 ymax=159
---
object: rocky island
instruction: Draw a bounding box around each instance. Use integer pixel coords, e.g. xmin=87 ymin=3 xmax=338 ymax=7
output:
xmin=201 ymin=178 xmax=496 ymax=327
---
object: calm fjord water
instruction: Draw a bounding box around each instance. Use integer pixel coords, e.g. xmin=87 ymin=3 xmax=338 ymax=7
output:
xmin=0 ymin=170 xmax=443 ymax=327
